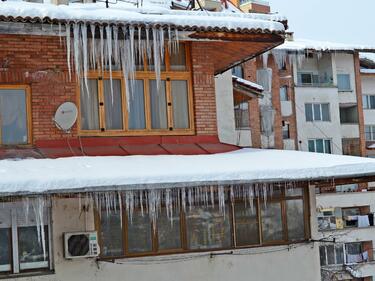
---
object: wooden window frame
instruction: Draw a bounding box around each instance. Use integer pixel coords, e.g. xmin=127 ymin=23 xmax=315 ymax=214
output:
xmin=77 ymin=43 xmax=195 ymax=137
xmin=95 ymin=185 xmax=310 ymax=259
xmin=0 ymin=85 xmax=32 ymax=147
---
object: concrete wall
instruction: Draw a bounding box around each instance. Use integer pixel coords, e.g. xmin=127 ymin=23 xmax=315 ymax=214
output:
xmin=294 ymin=87 xmax=343 ymax=154
xmin=215 ymin=71 xmax=252 ymax=147
xmin=5 ymin=195 xmax=322 ymax=281
xmin=362 ymin=75 xmax=375 ymax=125
xmin=335 ymin=53 xmax=357 ymax=104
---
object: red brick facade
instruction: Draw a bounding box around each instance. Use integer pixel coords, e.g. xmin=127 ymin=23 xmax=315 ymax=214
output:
xmin=0 ymin=35 xmax=221 ymax=146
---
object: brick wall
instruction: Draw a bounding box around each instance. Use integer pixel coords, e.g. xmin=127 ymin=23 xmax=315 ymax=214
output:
xmin=0 ymin=35 xmax=219 ymax=145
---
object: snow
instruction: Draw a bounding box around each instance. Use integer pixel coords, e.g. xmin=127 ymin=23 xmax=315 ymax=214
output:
xmin=277 ymin=39 xmax=375 ymax=53
xmin=0 ymin=1 xmax=285 ymax=33
xmin=232 ymin=75 xmax=264 ymax=91
xmin=368 ymin=144 xmax=375 ymax=149
xmin=1 ymin=148 xmax=375 ymax=195
xmin=361 ymin=68 xmax=375 ymax=74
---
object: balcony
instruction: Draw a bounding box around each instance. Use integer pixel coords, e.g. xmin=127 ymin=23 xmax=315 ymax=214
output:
xmin=297 ymin=72 xmax=334 ymax=87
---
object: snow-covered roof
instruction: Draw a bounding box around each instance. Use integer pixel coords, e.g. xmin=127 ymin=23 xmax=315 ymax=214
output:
xmin=361 ymin=68 xmax=375 ymax=74
xmin=276 ymin=39 xmax=375 ymax=53
xmin=0 ymin=1 xmax=285 ymax=34
xmin=232 ymin=75 xmax=264 ymax=92
xmin=1 ymin=148 xmax=375 ymax=196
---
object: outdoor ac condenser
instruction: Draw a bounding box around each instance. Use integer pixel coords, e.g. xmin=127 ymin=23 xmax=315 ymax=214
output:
xmin=64 ymin=231 xmax=100 ymax=259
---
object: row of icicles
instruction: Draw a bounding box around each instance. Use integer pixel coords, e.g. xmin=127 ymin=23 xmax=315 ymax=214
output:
xmin=63 ymin=23 xmax=180 ymax=99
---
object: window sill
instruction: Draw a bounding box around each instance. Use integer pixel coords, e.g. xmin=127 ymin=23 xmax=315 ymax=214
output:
xmin=0 ymin=270 xmax=54 ymax=280
xmin=338 ymin=90 xmax=353 ymax=93
xmin=319 ymin=225 xmax=375 ymax=233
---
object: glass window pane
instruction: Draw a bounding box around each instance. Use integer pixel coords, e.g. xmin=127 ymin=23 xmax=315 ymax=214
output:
xmin=316 ymin=139 xmax=324 ymax=153
xmin=128 ymin=80 xmax=146 ymax=130
xmin=80 ymin=79 xmax=100 ymax=130
xmin=337 ymin=74 xmax=351 ymax=91
xmin=127 ymin=209 xmax=152 ymax=253
xmin=365 ymin=126 xmax=372 ymax=141
xmin=234 ymin=201 xmax=259 ymax=246
xmin=301 ymin=73 xmax=312 ymax=84
xmin=0 ymin=229 xmax=10 ymax=272
xmin=18 ymin=226 xmax=49 ymax=270
xmin=335 ymin=244 xmax=344 ymax=264
xmin=321 ymin=104 xmax=330 ymax=121
xmin=170 ymin=44 xmax=187 ymax=71
xmin=313 ymin=104 xmax=322 ymax=121
xmin=148 ymin=49 xmax=166 ymax=71
xmin=319 ymin=246 xmax=326 ymax=266
xmin=346 ymin=243 xmax=362 ymax=255
xmin=157 ymin=207 xmax=181 ymax=251
xmin=308 ymin=140 xmax=315 ymax=152
xmin=305 ymin=104 xmax=313 ymax=122
xmin=186 ymin=204 xmax=231 ymax=250
xmin=324 ymin=140 xmax=332 ymax=154
xmin=0 ymin=89 xmax=28 ymax=144
xmin=149 ymin=80 xmax=167 ymax=129
xmin=370 ymin=96 xmax=375 ymax=109
xmin=363 ymin=95 xmax=369 ymax=109
xmin=286 ymin=199 xmax=305 ymax=241
xmin=280 ymin=86 xmax=288 ymax=101
xmin=285 ymin=186 xmax=303 ymax=197
xmin=103 ymin=79 xmax=123 ymax=130
xmin=171 ymin=80 xmax=189 ymax=129
xmin=261 ymin=202 xmax=283 ymax=242
xmin=326 ymin=245 xmax=335 ymax=264
xmin=232 ymin=65 xmax=243 ymax=78
xmin=100 ymin=209 xmax=124 ymax=257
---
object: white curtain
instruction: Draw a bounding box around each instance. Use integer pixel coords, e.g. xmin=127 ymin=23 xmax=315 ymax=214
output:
xmin=171 ymin=80 xmax=189 ymax=129
xmin=0 ymin=90 xmax=27 ymax=144
xmin=103 ymin=79 xmax=123 ymax=130
xmin=128 ymin=80 xmax=146 ymax=130
xmin=80 ymin=79 xmax=99 ymax=130
xmin=150 ymin=80 xmax=167 ymax=129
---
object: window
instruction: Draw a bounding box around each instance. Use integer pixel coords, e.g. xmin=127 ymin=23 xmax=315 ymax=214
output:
xmin=337 ymin=74 xmax=351 ymax=91
xmin=363 ymin=95 xmax=375 ymax=109
xmin=232 ymin=65 xmax=244 ymax=79
xmin=365 ymin=125 xmax=375 ymax=141
xmin=339 ymin=106 xmax=358 ymax=124
xmin=305 ymin=103 xmax=330 ymax=122
xmin=308 ymin=139 xmax=332 ymax=154
xmin=79 ymin=43 xmax=193 ymax=135
xmin=299 ymin=73 xmax=313 ymax=85
xmin=319 ymin=242 xmax=367 ymax=266
xmin=282 ymin=122 xmax=290 ymax=139
xmin=0 ymin=201 xmax=51 ymax=275
xmin=98 ymin=185 xmax=308 ymax=258
xmin=234 ymin=101 xmax=250 ymax=130
xmin=0 ymin=86 xmax=31 ymax=145
xmin=280 ymin=86 xmax=288 ymax=101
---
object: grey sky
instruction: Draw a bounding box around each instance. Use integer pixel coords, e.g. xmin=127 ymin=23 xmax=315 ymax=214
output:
xmin=268 ymin=0 xmax=375 ymax=45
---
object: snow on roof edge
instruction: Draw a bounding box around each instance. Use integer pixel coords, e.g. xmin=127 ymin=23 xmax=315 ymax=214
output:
xmin=1 ymin=148 xmax=375 ymax=196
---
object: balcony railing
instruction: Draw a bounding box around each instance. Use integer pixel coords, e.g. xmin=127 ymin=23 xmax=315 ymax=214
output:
xmin=297 ymin=73 xmax=334 ymax=87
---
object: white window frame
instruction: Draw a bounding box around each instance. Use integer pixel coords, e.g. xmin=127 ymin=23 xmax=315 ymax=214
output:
xmin=305 ymin=103 xmax=330 ymax=122
xmin=363 ymin=95 xmax=375 ymax=110
xmin=320 ymin=243 xmax=364 ymax=266
xmin=308 ymin=139 xmax=332 ymax=154
xmin=365 ymin=125 xmax=375 ymax=141
xmin=0 ymin=201 xmax=53 ymax=275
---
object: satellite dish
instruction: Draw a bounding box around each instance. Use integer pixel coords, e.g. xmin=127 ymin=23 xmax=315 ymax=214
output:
xmin=53 ymin=102 xmax=78 ymax=132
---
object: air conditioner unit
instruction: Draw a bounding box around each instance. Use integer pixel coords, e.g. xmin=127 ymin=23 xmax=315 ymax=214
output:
xmin=64 ymin=231 xmax=100 ymax=259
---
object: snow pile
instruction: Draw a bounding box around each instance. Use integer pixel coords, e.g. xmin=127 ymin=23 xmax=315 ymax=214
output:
xmin=1 ymin=148 xmax=375 ymax=195
xmin=361 ymin=69 xmax=375 ymax=74
xmin=0 ymin=2 xmax=285 ymax=33
xmin=232 ymin=75 xmax=264 ymax=91
xmin=277 ymin=39 xmax=375 ymax=53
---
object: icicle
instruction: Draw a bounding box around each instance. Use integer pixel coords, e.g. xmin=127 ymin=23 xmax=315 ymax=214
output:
xmin=159 ymin=27 xmax=165 ymax=63
xmin=81 ymin=23 xmax=89 ymax=96
xmin=145 ymin=26 xmax=152 ymax=65
xmin=262 ymin=51 xmax=269 ymax=68
xmin=99 ymin=25 xmax=104 ymax=73
xmin=210 ymin=186 xmax=214 ymax=208
xmin=181 ymin=187 xmax=186 ymax=213
xmin=105 ymin=25 xmax=114 ymax=104
xmin=152 ymin=27 xmax=161 ymax=90
xmin=73 ymin=23 xmax=81 ymax=80
xmin=32 ymin=197 xmax=47 ymax=260
xmin=167 ymin=26 xmax=172 ymax=53
xmin=90 ymin=24 xmax=97 ymax=70
xmin=140 ymin=190 xmax=144 ymax=216
xmin=113 ymin=25 xmax=120 ymax=68
xmin=65 ymin=23 xmax=72 ymax=81
xmin=58 ymin=22 xmax=62 ymax=45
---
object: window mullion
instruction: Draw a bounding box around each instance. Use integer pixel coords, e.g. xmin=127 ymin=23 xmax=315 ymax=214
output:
xmin=257 ymin=197 xmax=262 ymax=245
xmin=98 ymin=78 xmax=106 ymax=131
xmin=166 ymin=79 xmax=173 ymax=130
xmin=122 ymin=78 xmax=128 ymax=131
xmin=11 ymin=209 xmax=19 ymax=274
